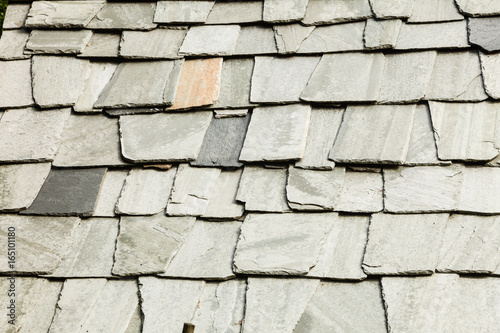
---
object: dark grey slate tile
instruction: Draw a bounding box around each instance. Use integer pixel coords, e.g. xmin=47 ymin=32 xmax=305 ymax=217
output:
xmin=468 ymin=17 xmax=500 ymax=52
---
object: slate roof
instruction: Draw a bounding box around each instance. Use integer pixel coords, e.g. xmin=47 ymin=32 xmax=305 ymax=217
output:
xmin=1 ymin=1 xmax=500 ymax=332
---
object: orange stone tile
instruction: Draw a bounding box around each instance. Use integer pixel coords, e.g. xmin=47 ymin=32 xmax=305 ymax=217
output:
xmin=167 ymin=57 xmax=223 ymax=110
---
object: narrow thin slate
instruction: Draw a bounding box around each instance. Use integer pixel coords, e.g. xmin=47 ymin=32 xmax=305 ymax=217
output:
xmin=153 ymin=1 xmax=214 ymax=23
xmin=302 ymin=0 xmax=373 ymax=25
xmin=0 ymin=29 xmax=31 ymax=60
xmin=408 ymin=0 xmax=463 ymax=23
xmin=87 ymin=2 xmax=157 ymax=30
xmin=363 ymin=18 xmax=402 ymax=49
xmin=336 ymin=171 xmax=384 ymax=212
xmin=179 ymin=25 xmax=240 ymax=56
xmin=273 ymin=24 xmax=315 ymax=54
xmin=93 ymin=170 xmax=128 ymax=217
xmin=263 ymin=0 xmax=308 ymax=23
xmin=395 ymin=21 xmax=469 ymax=50
xmin=369 ymin=0 xmax=414 ymax=18
xmin=205 ymin=1 xmax=263 ymax=24
xmin=479 ymin=51 xmax=500 ymax=98
xmin=212 ymin=58 xmax=255 ymax=108
xmin=0 ymin=59 xmax=34 ymax=108
xmin=234 ymin=26 xmax=277 ymax=56
xmin=455 ymin=0 xmax=500 ymax=17
xmin=78 ymin=32 xmax=120 ymax=58
xmin=2 ymin=4 xmax=30 ymax=29
xmin=74 ymin=62 xmax=118 ymax=112
xmin=297 ymin=21 xmax=365 ymax=53
xmin=26 ymin=1 xmax=105 ymax=28
xmin=458 ymin=167 xmax=500 ymax=214
xmin=119 ymin=28 xmax=186 ymax=59
xmin=363 ymin=213 xmax=448 ymax=275
xmin=26 ymin=29 xmax=93 ymax=54
xmin=202 ymin=170 xmax=245 ymax=219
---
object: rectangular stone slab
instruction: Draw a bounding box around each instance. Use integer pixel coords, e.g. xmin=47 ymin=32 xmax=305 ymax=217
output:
xmin=205 ymin=1 xmax=263 ymax=24
xmin=26 ymin=1 xmax=105 ymax=28
xmin=179 ymin=25 xmax=240 ymax=56
xmin=408 ymin=0 xmax=463 ymax=23
xmin=26 ymin=29 xmax=93 ymax=54
xmin=297 ymin=21 xmax=365 ymax=53
xmin=78 ymin=32 xmax=120 ymax=58
xmin=202 ymin=169 xmax=245 ymax=219
xmin=455 ymin=0 xmax=500 ymax=16
xmin=213 ymin=58 xmax=255 ymax=108
xmin=86 ymin=2 xmax=157 ymax=30
xmin=234 ymin=26 xmax=278 ymax=55
xmin=395 ymin=21 xmax=469 ymax=50
xmin=0 ymin=59 xmax=34 ymax=108
xmin=74 ymin=62 xmax=118 ymax=113
xmin=93 ymin=170 xmax=128 ymax=217
xmin=274 ymin=24 xmax=315 ymax=54
xmin=3 ymin=4 xmax=30 ymax=29
xmin=458 ymin=167 xmax=500 ymax=214
xmin=154 ymin=1 xmax=214 ymax=23
xmin=0 ymin=29 xmax=31 ymax=60
xmin=302 ymin=0 xmax=372 ymax=25
xmin=119 ymin=28 xmax=186 ymax=59
xmin=363 ymin=18 xmax=402 ymax=49
xmin=264 ymin=0 xmax=308 ymax=23
xmin=336 ymin=171 xmax=384 ymax=212
xmin=369 ymin=0 xmax=414 ymax=18
xmin=469 ymin=17 xmax=500 ymax=52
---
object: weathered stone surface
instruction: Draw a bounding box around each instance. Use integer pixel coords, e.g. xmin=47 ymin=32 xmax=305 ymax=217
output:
xmin=297 ymin=21 xmax=365 ymax=53
xmin=302 ymin=0 xmax=372 ymax=25
xmin=179 ymin=25 xmax=240 ymax=56
xmin=330 ymin=105 xmax=415 ymax=164
xmin=167 ymin=58 xmax=222 ymax=110
xmin=32 ymin=55 xmax=90 ymax=108
xmin=384 ymin=166 xmax=463 ymax=213
xmin=0 ymin=278 xmax=62 ymax=333
xmin=26 ymin=29 xmax=93 ymax=54
xmin=296 ymin=108 xmax=343 ymax=170
xmin=78 ymin=32 xmax=120 ymax=58
xmin=0 ymin=29 xmax=31 ymax=60
xmin=234 ymin=213 xmax=336 ymax=275
xmin=105 ymin=107 xmax=162 ymax=117
xmin=154 ymin=1 xmax=214 ymax=23
xmin=363 ymin=18 xmax=402 ymax=49
xmin=203 ymin=170 xmax=245 ymax=219
xmin=95 ymin=60 xmax=183 ymax=108
xmin=50 ymin=218 xmax=118 ymax=277
xmin=0 ymin=59 xmax=34 ymax=108
xmin=295 ymin=280 xmax=387 ymax=332
xmin=26 ymin=1 xmax=105 ymax=28
xmin=236 ymin=166 xmax=290 ymax=212
xmin=119 ymin=28 xmax=185 ymax=59
xmin=166 ymin=164 xmax=221 ymax=216
xmin=0 ymin=163 xmax=51 ymax=212
xmin=408 ymin=0 xmax=463 ymax=22
xmin=0 ymin=108 xmax=70 ymax=162
xmin=214 ymin=109 xmax=249 ymax=118
xmin=234 ymin=26 xmax=277 ymax=55
xmin=93 ymin=170 xmax=128 ymax=217
xmin=479 ymin=52 xmax=500 ymax=99
xmin=363 ymin=213 xmax=448 ymax=275
xmin=264 ymin=0 xmax=308 ymax=23
xmin=205 ymin=1 xmax=263 ymax=24
xmin=336 ymin=171 xmax=384 ymax=212
xmin=213 ymin=58 xmax=255 ymax=109
xmin=429 ymin=101 xmax=500 ymax=161
xmin=49 ymin=279 xmax=139 ymax=333
xmin=458 ymin=167 xmax=500 ymax=214
xmin=74 ymin=62 xmax=118 ymax=112
xmin=396 ymin=21 xmax=469 ymax=49
xmin=116 ymin=168 xmax=176 ymax=215
xmin=120 ymin=112 xmax=212 ymax=162
xmin=87 ymin=2 xmax=157 ymax=30
xmin=369 ymin=0 xmax=414 ymax=18
xmin=273 ymin=24 xmax=315 ymax=54
xmin=0 ymin=215 xmax=79 ymax=274
xmin=239 ymin=105 xmax=311 ymax=161
xmin=243 ymin=278 xmax=319 ymax=332
xmin=379 ymin=51 xmax=437 ymax=103
xmin=162 ymin=221 xmax=241 ymax=279
xmin=3 ymin=4 xmax=30 ymax=29
xmin=301 ymin=53 xmax=385 ymax=102
xmin=286 ymin=167 xmax=345 ymax=211
xmin=455 ymin=0 xmax=500 ymax=17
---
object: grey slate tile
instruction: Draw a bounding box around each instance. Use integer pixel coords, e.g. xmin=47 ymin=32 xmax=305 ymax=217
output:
xmin=250 ymin=56 xmax=319 ymax=104
xmin=2 ymin=4 xmax=30 ymax=29
xmin=0 ymin=108 xmax=70 ymax=163
xmin=302 ymin=0 xmax=373 ymax=25
xmin=0 ymin=59 xmax=34 ymax=108
xmin=455 ymin=0 xmax=500 ymax=17
xmin=202 ymin=169 xmax=245 ymax=219
xmin=0 ymin=163 xmax=51 ymax=212
xmin=264 ymin=0 xmax=308 ymax=23
xmin=119 ymin=112 xmax=212 ymax=163
xmin=301 ymin=53 xmax=385 ymax=102
xmin=329 ymin=104 xmax=416 ymax=164
xmin=234 ymin=26 xmax=278 ymax=55
xmin=274 ymin=24 xmax=315 ymax=54
xmin=22 ymin=168 xmax=106 ymax=217
xmin=214 ymin=109 xmax=249 ymax=118
xmin=179 ymin=25 xmax=240 ymax=56
xmin=119 ymin=28 xmax=186 ymax=59
xmin=0 ymin=29 xmax=31 ymax=60
xmin=153 ymin=1 xmax=214 ymax=24
xmin=408 ymin=0 xmax=464 ymax=23
xmin=363 ymin=213 xmax=449 ymax=275
xmin=395 ymin=21 xmax=469 ymax=50
xmin=78 ymin=32 xmax=120 ymax=58
xmin=336 ymin=170 xmax=384 ymax=213
xmin=213 ymin=58 xmax=255 ymax=109
xmin=74 ymin=62 xmax=118 ymax=113
xmin=26 ymin=1 xmax=105 ymax=28
xmin=93 ymin=170 xmax=128 ymax=217
xmin=368 ymin=0 xmax=414 ymax=18
xmin=105 ymin=107 xmax=162 ymax=117
xmin=205 ymin=1 xmax=263 ymax=24
xmin=297 ymin=21 xmax=365 ymax=53
xmin=458 ymin=167 xmax=500 ymax=214
xmin=86 ymin=2 xmax=157 ymax=30
xmin=113 ymin=214 xmax=195 ymax=275
xmin=363 ymin=18 xmax=402 ymax=49
xmin=239 ymin=105 xmax=311 ymax=162
xmin=479 ymin=51 xmax=500 ymax=98
xmin=26 ymin=29 xmax=93 ymax=54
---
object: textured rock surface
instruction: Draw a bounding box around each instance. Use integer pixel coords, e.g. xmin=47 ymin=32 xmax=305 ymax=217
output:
xmin=212 ymin=58 xmax=255 ymax=108
xmin=205 ymin=1 xmax=262 ymax=24
xmin=302 ymin=0 xmax=372 ymax=25
xmin=363 ymin=18 xmax=402 ymax=49
xmin=273 ymin=24 xmax=315 ymax=54
xmin=396 ymin=21 xmax=469 ymax=50
xmin=202 ymin=170 xmax=245 ymax=219
xmin=479 ymin=51 xmax=500 ymax=98
xmin=336 ymin=171 xmax=384 ymax=212
xmin=78 ymin=32 xmax=120 ymax=58
xmin=93 ymin=170 xmax=128 ymax=217
xmin=153 ymin=1 xmax=214 ymax=23
xmin=119 ymin=28 xmax=185 ymax=59
xmin=469 ymin=17 xmax=500 ymax=52
xmin=0 ymin=30 xmax=31 ymax=60
xmin=368 ymin=0 xmax=414 ymax=18
xmin=3 ymin=4 xmax=30 ymax=29
xmin=26 ymin=1 xmax=104 ymax=28
xmin=234 ymin=25 xmax=277 ymax=55
xmin=74 ymin=62 xmax=118 ymax=112
xmin=408 ymin=0 xmax=463 ymax=23
xmin=87 ymin=2 xmax=157 ymax=30
xmin=458 ymin=167 xmax=500 ymax=214
xmin=179 ymin=25 xmax=240 ymax=56
xmin=264 ymin=0 xmax=308 ymax=23
xmin=0 ymin=59 xmax=34 ymax=108
xmin=455 ymin=0 xmax=500 ymax=16
xmin=298 ymin=21 xmax=365 ymax=53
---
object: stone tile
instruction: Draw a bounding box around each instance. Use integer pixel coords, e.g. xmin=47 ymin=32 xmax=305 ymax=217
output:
xmin=0 ymin=108 xmax=70 ymax=162
xmin=203 ymin=170 xmax=245 ymax=219
xmin=336 ymin=171 xmax=384 ymax=212
xmin=105 ymin=107 xmax=162 ymax=117
xmin=408 ymin=0 xmax=463 ymax=23
xmin=26 ymin=1 xmax=105 ymax=28
xmin=32 ymin=55 xmax=90 ymax=108
xmin=379 ymin=51 xmax=437 ymax=103
xmin=154 ymin=1 xmax=214 ymax=23
xmin=455 ymin=0 xmax=500 ymax=17
xmin=250 ymin=56 xmax=319 ymax=103
xmin=162 ymin=221 xmax=241 ymax=279
xmin=0 ymin=278 xmax=61 ymax=333
xmin=167 ymin=58 xmax=222 ymax=110
xmin=0 ymin=59 xmax=34 ymax=108
xmin=429 ymin=101 xmax=500 ymax=161
xmin=330 ymin=104 xmax=415 ymax=164
xmin=50 ymin=218 xmax=118 ymax=277
xmin=295 ymin=280 xmax=387 ymax=332
xmin=363 ymin=213 xmax=448 ymax=275
xmin=113 ymin=214 xmax=195 ymax=275
xmin=213 ymin=58 xmax=255 ymax=108
xmin=0 ymin=214 xmax=79 ymax=274
xmin=166 ymin=164 xmax=221 ymax=216
xmin=236 ymin=166 xmax=291 ymax=212
xmin=243 ymin=278 xmax=319 ymax=332
xmin=234 ymin=26 xmax=277 ymax=55
xmin=116 ymin=168 xmax=176 ymax=216
xmin=0 ymin=163 xmax=50 ymax=212
xmin=273 ymin=24 xmax=315 ymax=54
xmin=234 ymin=213 xmax=336 ymax=275
xmin=26 ymin=29 xmax=93 ymax=54
xmin=297 ymin=21 xmax=365 ymax=53
xmin=87 ymin=2 xmax=157 ymax=30
xmin=479 ymin=52 xmax=500 ymax=98
xmin=264 ymin=0 xmax=308 ymax=23
xmin=119 ymin=28 xmax=186 ymax=59
xmin=53 ymin=115 xmax=126 ymax=167
xmin=74 ymin=62 xmax=118 ymax=113
xmin=301 ymin=53 xmax=385 ymax=102
xmin=49 ymin=279 xmax=139 ymax=333
xmin=296 ymin=108 xmax=343 ymax=170
xmin=214 ymin=109 xmax=249 ymax=118
xmin=22 ymin=168 xmax=106 ymax=217
xmin=286 ymin=167 xmax=345 ymax=211
xmin=239 ymin=105 xmax=311 ymax=162
xmin=179 ymin=25 xmax=240 ymax=56
xmin=363 ymin=18 xmax=402 ymax=49
xmin=3 ymin=4 xmax=30 ymax=29
xmin=93 ymin=170 xmax=128 ymax=217
xmin=205 ymin=1 xmax=263 ymax=24
xmin=0 ymin=29 xmax=31 ymax=60
xmin=426 ymin=51 xmax=487 ymax=101
xmin=395 ymin=21 xmax=469 ymax=50
xmin=369 ymin=0 xmax=414 ymax=18
xmin=458 ymin=167 xmax=500 ymax=214
xmin=119 ymin=112 xmax=212 ymax=163
xmin=78 ymin=32 xmax=120 ymax=58
xmin=94 ymin=60 xmax=183 ymax=108
xmin=384 ymin=166 xmax=463 ymax=213
xmin=302 ymin=0 xmax=372 ymax=25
